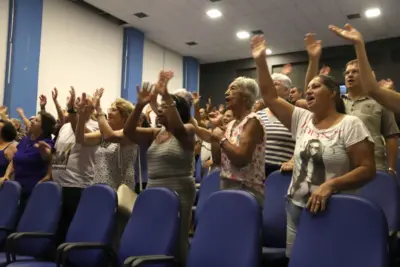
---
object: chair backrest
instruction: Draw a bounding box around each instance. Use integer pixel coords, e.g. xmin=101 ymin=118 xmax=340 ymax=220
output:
xmin=262 ymin=171 xmax=292 ymax=248
xmin=16 ymin=181 xmax=62 ymax=256
xmin=66 ymin=184 xmax=118 ymax=267
xmin=195 ymin=170 xmax=220 ymax=225
xmin=118 ymin=187 xmax=180 ymax=265
xmin=289 ymin=195 xmax=389 ymax=267
xmin=187 ymin=190 xmax=261 ymax=267
xmin=360 ymin=171 xmax=400 ymax=231
xmin=195 ymin=157 xmax=203 ymax=183
xmin=0 ymin=181 xmax=21 ymax=245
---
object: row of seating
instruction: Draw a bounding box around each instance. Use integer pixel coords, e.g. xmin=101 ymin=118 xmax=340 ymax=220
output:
xmin=195 ymin=170 xmax=399 ymax=266
xmin=0 ymin=171 xmax=395 ymax=267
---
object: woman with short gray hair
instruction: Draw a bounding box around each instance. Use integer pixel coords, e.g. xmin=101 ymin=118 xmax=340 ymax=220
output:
xmin=211 ymin=76 xmax=266 ymax=205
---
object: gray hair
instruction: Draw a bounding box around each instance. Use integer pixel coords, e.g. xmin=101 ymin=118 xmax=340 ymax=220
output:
xmin=231 ymin=76 xmax=259 ymax=108
xmin=271 ymin=73 xmax=292 ymax=89
xmin=174 ymin=89 xmax=193 ymax=106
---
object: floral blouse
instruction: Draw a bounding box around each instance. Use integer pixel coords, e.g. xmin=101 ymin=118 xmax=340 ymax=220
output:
xmin=220 ymin=113 xmax=266 ymax=194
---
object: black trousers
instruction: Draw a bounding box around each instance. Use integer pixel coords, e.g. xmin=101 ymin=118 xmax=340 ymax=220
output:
xmin=56 ymin=187 xmax=83 ymax=246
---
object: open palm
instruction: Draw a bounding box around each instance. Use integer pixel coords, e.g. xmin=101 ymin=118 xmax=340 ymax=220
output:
xmin=155 ymin=71 xmax=173 ymax=96
xmin=329 ymin=24 xmax=363 ymax=44
xmin=250 ymin=35 xmax=267 ymax=62
xmin=136 ymin=82 xmax=154 ymax=105
xmin=93 ymin=88 xmax=104 ymax=111
xmin=305 ymin=33 xmax=322 ymax=58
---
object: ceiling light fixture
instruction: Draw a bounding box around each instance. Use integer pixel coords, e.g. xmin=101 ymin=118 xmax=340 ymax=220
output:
xmin=266 ymin=49 xmax=272 ymax=55
xmin=365 ymin=8 xmax=381 ymax=18
xmin=236 ymin=31 xmax=250 ymax=39
xmin=206 ymin=9 xmax=222 ymax=19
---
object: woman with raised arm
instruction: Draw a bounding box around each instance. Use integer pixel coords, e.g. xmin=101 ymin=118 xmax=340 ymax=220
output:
xmin=75 ymin=88 xmax=137 ymax=190
xmin=251 ymin=35 xmax=376 ymax=257
xmin=329 ymin=24 xmax=400 ymax=113
xmin=123 ymin=71 xmax=195 ymax=266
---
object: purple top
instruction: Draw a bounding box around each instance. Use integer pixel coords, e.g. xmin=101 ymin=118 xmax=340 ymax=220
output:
xmin=13 ymin=136 xmax=55 ymax=193
xmin=0 ymin=143 xmax=13 ymax=177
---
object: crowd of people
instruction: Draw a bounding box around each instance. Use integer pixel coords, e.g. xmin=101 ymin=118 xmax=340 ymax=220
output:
xmin=0 ymin=23 xmax=399 ymax=265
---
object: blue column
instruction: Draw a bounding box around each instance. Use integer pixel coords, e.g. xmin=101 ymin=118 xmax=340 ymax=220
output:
xmin=121 ymin=27 xmax=144 ymax=104
xmin=183 ymin=56 xmax=199 ymax=93
xmin=4 ymin=0 xmax=43 ymax=118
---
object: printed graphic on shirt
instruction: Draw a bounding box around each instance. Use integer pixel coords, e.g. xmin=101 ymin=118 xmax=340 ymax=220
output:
xmin=290 ymin=139 xmax=326 ymax=203
xmin=52 ymin=143 xmax=73 ymax=170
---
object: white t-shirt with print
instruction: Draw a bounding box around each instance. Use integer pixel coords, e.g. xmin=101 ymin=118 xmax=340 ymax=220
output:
xmin=288 ymin=107 xmax=373 ymax=207
xmin=52 ymin=120 xmax=99 ymax=188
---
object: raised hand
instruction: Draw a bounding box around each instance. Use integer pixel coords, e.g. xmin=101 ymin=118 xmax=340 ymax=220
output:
xmin=52 ymin=88 xmax=58 ymax=101
xmin=319 ymin=65 xmax=331 ymax=76
xmin=136 ymin=82 xmax=155 ymax=106
xmin=39 ymin=95 xmax=47 ymax=107
xmin=329 ymin=24 xmax=363 ymax=44
xmin=155 ymin=70 xmax=174 ymax=96
xmin=378 ymin=79 xmax=395 ymax=91
xmin=192 ymin=92 xmax=200 ymax=105
xmin=0 ymin=106 xmax=8 ymax=121
xmin=67 ymin=86 xmax=76 ymax=109
xmin=77 ymin=93 xmax=93 ymax=121
xmin=304 ymin=33 xmax=322 ymax=58
xmin=250 ymin=35 xmax=267 ymax=64
xmin=93 ymin=88 xmax=104 ymax=111
xmin=208 ymin=111 xmax=223 ymax=128
xmin=281 ymin=64 xmax=292 ymax=75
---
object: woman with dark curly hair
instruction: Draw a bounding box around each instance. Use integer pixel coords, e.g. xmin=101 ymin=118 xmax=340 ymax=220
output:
xmin=0 ymin=111 xmax=56 ymax=216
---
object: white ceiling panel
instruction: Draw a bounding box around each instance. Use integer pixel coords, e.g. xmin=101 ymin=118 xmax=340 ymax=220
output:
xmin=84 ymin=0 xmax=400 ymax=63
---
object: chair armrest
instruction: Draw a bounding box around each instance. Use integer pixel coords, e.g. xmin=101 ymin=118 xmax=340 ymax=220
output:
xmin=58 ymin=242 xmax=118 ymax=267
xmin=6 ymin=232 xmax=55 ymax=262
xmin=0 ymin=227 xmax=13 ymax=234
xmin=124 ymin=255 xmax=172 ymax=267
xmin=130 ymin=255 xmax=175 ymax=267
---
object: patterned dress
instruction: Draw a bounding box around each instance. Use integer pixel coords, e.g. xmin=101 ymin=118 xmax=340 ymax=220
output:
xmin=93 ymin=141 xmax=137 ymax=190
xmin=220 ymin=113 xmax=266 ymax=204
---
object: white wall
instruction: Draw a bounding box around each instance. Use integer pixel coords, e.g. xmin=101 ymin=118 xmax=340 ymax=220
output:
xmin=0 ymin=0 xmax=9 ymax=105
xmin=142 ymin=39 xmax=183 ymax=94
xmin=38 ymin=0 xmax=123 ymax=116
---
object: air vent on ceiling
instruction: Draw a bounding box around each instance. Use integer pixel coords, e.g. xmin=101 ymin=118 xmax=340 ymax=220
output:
xmin=68 ymin=0 xmax=127 ymax=25
xmin=251 ymin=30 xmax=264 ymax=35
xmin=186 ymin=42 xmax=198 ymax=46
xmin=347 ymin=13 xmax=361 ymax=20
xmin=134 ymin=12 xmax=149 ymax=18
xmin=209 ymin=0 xmax=221 ymax=2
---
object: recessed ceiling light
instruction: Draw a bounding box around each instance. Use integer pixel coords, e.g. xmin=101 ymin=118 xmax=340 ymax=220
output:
xmin=206 ymin=9 xmax=222 ymax=19
xmin=236 ymin=31 xmax=250 ymax=39
xmin=365 ymin=8 xmax=381 ymax=18
xmin=266 ymin=49 xmax=272 ymax=55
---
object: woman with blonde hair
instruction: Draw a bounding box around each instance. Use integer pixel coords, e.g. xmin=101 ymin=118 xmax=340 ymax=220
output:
xmin=76 ymin=89 xmax=137 ymax=190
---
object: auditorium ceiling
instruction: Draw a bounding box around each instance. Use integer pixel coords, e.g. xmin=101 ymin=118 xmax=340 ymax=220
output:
xmin=84 ymin=0 xmax=400 ymax=63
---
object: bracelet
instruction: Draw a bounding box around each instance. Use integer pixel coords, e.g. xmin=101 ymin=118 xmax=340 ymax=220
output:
xmin=96 ymin=112 xmax=106 ymax=118
xmin=219 ymin=137 xmax=227 ymax=147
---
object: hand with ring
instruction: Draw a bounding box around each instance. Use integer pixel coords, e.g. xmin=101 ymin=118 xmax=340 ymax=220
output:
xmin=306 ymin=181 xmax=335 ymax=213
